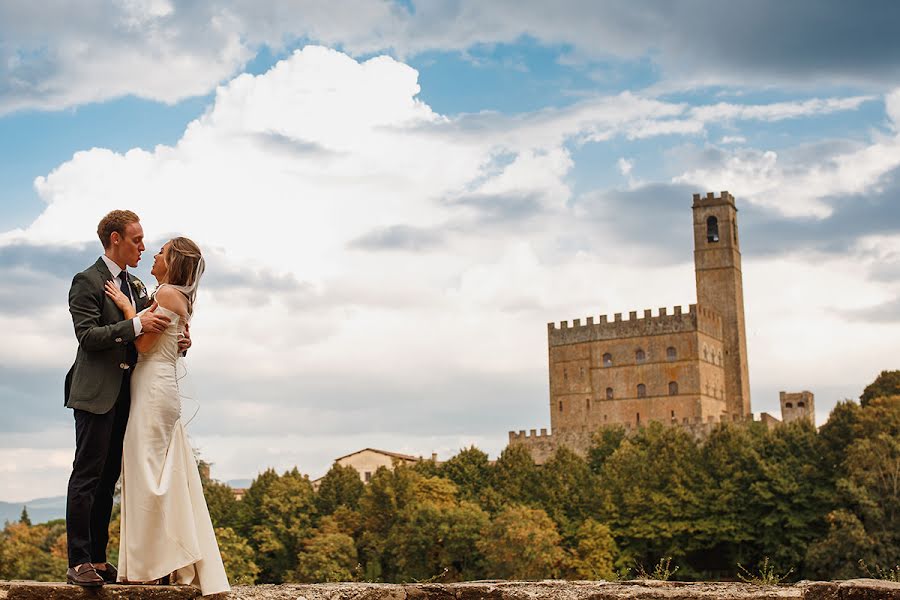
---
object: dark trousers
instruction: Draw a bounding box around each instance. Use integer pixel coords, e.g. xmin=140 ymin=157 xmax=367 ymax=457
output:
xmin=65 ymin=372 xmax=131 ymax=567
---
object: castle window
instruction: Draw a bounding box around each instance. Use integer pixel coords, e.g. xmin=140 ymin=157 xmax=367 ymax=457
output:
xmin=717 ymin=350 xmax=723 ymax=365
xmin=364 ymin=471 xmax=372 ymax=483
xmin=785 ymin=402 xmax=793 ymax=408
xmin=606 ymin=387 xmax=614 ymax=400
xmin=671 ymin=410 xmax=676 ymax=420
xmin=586 ymin=398 xmax=591 ymax=411
xmin=707 ymin=216 xmax=719 ymax=243
xmin=797 ymin=401 xmax=805 ymax=408
xmin=668 ymin=381 xmax=678 ymax=396
xmin=602 ymin=353 xmax=613 ymax=367
xmin=635 ymin=348 xmax=646 ymax=363
xmin=636 ymin=412 xmax=641 ymax=425
xmin=637 ymin=383 xmax=647 ymax=398
xmin=559 ymin=400 xmax=564 ymax=412
xmin=563 ymin=368 xmax=568 ymax=381
xmin=666 ymin=346 xmax=677 ymax=361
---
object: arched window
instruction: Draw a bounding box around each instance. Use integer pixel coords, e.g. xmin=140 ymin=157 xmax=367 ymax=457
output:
xmin=602 ymin=352 xmax=613 ymax=367
xmin=666 ymin=346 xmax=677 ymax=361
xmin=635 ymin=348 xmax=646 ymax=363
xmin=668 ymin=381 xmax=678 ymax=396
xmin=785 ymin=402 xmax=793 ymax=408
xmin=559 ymin=400 xmax=564 ymax=412
xmin=606 ymin=387 xmax=614 ymax=400
xmin=707 ymin=216 xmax=719 ymax=243
xmin=637 ymin=383 xmax=647 ymax=398
xmin=585 ymin=398 xmax=591 ymax=411
xmin=797 ymin=401 xmax=805 ymax=408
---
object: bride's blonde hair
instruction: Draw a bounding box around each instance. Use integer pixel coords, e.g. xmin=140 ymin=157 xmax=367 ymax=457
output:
xmin=164 ymin=237 xmax=204 ymax=313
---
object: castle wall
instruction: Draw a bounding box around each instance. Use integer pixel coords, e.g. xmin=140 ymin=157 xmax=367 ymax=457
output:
xmin=548 ymin=305 xmax=728 ymax=433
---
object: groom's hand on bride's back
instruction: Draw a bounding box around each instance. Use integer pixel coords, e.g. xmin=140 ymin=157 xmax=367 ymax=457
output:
xmin=178 ymin=322 xmax=191 ymax=356
xmin=139 ymin=310 xmax=171 ymax=334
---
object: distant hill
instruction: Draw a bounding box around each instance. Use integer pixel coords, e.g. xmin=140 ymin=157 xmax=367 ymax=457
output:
xmin=226 ymin=478 xmax=252 ymax=489
xmin=0 ymin=496 xmax=66 ymax=525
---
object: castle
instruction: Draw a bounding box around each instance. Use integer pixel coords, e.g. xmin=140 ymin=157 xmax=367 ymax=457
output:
xmin=510 ymin=191 xmax=813 ymax=463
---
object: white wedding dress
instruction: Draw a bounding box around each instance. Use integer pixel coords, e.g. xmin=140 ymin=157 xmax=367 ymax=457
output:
xmin=118 ymin=299 xmax=230 ymax=596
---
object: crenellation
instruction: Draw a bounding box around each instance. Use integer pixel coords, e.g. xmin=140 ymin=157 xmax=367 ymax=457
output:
xmin=547 ymin=305 xmax=715 ymax=347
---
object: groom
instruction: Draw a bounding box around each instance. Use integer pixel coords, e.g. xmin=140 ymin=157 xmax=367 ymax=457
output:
xmin=64 ymin=210 xmax=189 ymax=586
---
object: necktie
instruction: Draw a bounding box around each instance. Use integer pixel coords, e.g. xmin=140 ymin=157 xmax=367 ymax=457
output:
xmin=119 ymin=272 xmax=132 ymax=306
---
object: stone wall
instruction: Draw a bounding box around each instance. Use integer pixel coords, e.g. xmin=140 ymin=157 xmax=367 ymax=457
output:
xmin=3 ymin=579 xmax=899 ymax=600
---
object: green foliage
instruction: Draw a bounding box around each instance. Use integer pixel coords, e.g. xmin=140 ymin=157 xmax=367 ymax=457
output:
xmin=215 ymin=526 xmax=260 ymax=584
xmin=294 ymin=516 xmax=358 ymax=583
xmin=439 ymin=446 xmax=491 ymax=505
xmin=19 ymin=507 xmax=31 ymax=526
xmin=4 ymin=374 xmax=898 ymax=584
xmin=478 ymin=505 xmax=563 ymax=580
xmin=564 ymin=518 xmax=619 ymax=580
xmin=489 ymin=443 xmax=540 ymax=509
xmin=860 ymin=370 xmax=900 ymax=406
xmin=0 ymin=521 xmax=67 ymax=581
xmin=315 ymin=463 xmax=365 ymax=515
xmin=737 ymin=557 xmax=794 ymax=585
xmin=204 ymin=478 xmax=241 ymax=530
xmin=587 ymin=425 xmax=627 ymax=473
xmin=244 ymin=468 xmax=317 ymax=583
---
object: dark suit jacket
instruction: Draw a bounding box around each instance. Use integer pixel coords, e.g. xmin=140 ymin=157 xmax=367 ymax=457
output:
xmin=65 ymin=257 xmax=150 ymax=414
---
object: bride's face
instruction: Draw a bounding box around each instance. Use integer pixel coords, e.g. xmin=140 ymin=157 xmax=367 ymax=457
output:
xmin=151 ymin=242 xmax=170 ymax=282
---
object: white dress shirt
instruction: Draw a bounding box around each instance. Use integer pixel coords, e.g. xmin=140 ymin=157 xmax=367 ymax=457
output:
xmin=101 ymin=254 xmax=143 ymax=337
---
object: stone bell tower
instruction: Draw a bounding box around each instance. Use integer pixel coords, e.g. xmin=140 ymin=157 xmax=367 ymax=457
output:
xmin=692 ymin=191 xmax=751 ymax=419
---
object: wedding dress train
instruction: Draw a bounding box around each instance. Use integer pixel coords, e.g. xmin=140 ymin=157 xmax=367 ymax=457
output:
xmin=118 ymin=302 xmax=229 ymax=596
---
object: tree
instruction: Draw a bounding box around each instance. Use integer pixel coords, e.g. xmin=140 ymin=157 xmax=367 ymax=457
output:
xmin=439 ymin=446 xmax=491 ymax=505
xmin=387 ymin=499 xmax=489 ymax=582
xmin=478 ymin=505 xmax=564 ymax=580
xmin=246 ymin=468 xmax=317 ymax=582
xmin=598 ymin=423 xmax=712 ymax=569
xmin=535 ymin=446 xmax=599 ymax=537
xmin=0 ymin=521 xmax=67 ymax=581
xmin=215 ymin=526 xmax=260 ymax=584
xmin=19 ymin=507 xmax=31 ymax=526
xmin=204 ymin=478 xmax=240 ymax=530
xmin=294 ymin=516 xmax=358 ymax=583
xmin=860 ymin=370 xmax=900 ymax=407
xmin=315 ymin=463 xmax=365 ymax=515
xmin=490 ymin=444 xmax=540 ymax=509
xmin=564 ymin=518 xmax=619 ymax=580
xmin=587 ymin=426 xmax=627 ymax=473
xmin=804 ymin=509 xmax=876 ymax=580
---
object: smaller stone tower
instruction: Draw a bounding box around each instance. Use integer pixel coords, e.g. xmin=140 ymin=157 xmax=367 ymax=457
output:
xmin=779 ymin=391 xmax=815 ymax=426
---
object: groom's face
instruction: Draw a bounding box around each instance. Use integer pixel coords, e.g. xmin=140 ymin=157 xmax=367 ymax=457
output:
xmin=114 ymin=221 xmax=145 ymax=268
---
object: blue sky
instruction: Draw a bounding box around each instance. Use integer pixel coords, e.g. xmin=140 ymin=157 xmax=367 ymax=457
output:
xmin=2 ymin=1 xmax=900 ymax=501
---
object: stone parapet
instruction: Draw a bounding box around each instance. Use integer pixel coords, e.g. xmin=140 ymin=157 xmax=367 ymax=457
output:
xmin=2 ymin=579 xmax=899 ymax=600
xmin=548 ymin=304 xmax=723 ymax=347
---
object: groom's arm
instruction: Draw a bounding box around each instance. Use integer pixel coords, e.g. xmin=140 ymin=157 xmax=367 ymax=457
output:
xmin=69 ymin=272 xmax=137 ymax=352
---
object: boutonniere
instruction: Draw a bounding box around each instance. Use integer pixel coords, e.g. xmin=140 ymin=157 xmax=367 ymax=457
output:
xmin=132 ymin=278 xmax=148 ymax=299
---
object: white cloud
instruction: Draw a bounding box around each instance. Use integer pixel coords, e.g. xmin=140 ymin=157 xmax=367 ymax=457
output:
xmin=616 ymin=157 xmax=633 ymax=176
xmin=2 ymin=48 xmax=898 ymax=500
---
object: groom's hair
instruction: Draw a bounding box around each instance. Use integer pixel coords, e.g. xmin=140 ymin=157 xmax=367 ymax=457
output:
xmin=98 ymin=210 xmax=140 ymax=248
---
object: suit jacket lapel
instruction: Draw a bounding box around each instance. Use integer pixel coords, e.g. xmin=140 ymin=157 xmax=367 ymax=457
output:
xmin=94 ymin=256 xmax=113 ymax=281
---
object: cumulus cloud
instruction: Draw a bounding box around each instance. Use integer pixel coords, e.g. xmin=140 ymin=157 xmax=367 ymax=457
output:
xmin=3 ymin=46 xmax=900 ymax=500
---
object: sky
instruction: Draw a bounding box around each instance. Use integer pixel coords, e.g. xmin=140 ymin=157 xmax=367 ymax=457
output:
xmin=2 ymin=1 xmax=900 ymax=502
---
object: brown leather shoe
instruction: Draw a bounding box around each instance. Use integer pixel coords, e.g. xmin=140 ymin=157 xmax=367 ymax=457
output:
xmin=66 ymin=563 xmax=104 ymax=587
xmin=95 ymin=562 xmax=118 ymax=583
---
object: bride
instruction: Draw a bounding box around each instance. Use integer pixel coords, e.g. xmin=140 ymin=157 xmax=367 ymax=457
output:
xmin=105 ymin=236 xmax=230 ymax=596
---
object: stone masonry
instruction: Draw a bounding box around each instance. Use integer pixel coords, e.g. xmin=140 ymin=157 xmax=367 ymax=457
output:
xmin=510 ymin=192 xmax=754 ymax=463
